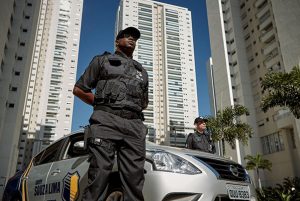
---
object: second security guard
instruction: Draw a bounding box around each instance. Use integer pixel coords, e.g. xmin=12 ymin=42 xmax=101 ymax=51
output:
xmin=73 ymin=27 xmax=149 ymax=201
xmin=186 ymin=116 xmax=216 ymax=154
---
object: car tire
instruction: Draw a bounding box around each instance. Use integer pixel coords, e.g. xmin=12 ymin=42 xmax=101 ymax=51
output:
xmin=10 ymin=196 xmax=21 ymax=201
xmin=104 ymin=173 xmax=123 ymax=201
xmin=105 ymin=188 xmax=123 ymax=201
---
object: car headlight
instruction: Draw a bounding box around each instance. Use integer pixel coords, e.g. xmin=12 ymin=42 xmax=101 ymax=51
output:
xmin=244 ymin=169 xmax=252 ymax=183
xmin=147 ymin=151 xmax=201 ymax=174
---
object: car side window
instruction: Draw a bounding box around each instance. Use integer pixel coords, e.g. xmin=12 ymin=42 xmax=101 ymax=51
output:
xmin=33 ymin=139 xmax=64 ymax=166
xmin=63 ymin=134 xmax=88 ymax=160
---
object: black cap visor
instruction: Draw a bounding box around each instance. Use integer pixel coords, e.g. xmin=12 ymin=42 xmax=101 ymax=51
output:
xmin=116 ymin=27 xmax=140 ymax=40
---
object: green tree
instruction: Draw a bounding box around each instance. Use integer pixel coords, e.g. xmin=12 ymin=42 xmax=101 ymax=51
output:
xmin=206 ymin=104 xmax=252 ymax=155
xmin=244 ymin=154 xmax=272 ymax=189
xmin=261 ymin=65 xmax=300 ymax=118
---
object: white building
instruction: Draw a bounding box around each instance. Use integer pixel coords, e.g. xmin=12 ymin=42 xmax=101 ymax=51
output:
xmin=116 ymin=0 xmax=198 ymax=146
xmin=0 ymin=0 xmax=42 ymax=194
xmin=206 ymin=0 xmax=300 ymax=186
xmin=16 ymin=0 xmax=83 ymax=171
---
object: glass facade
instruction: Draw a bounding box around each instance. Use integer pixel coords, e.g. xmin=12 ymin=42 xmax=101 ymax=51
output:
xmin=137 ymin=3 xmax=154 ymax=127
xmin=165 ymin=9 xmax=184 ymax=134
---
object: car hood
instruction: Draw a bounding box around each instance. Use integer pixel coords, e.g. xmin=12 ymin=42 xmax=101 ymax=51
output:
xmin=146 ymin=141 xmax=236 ymax=164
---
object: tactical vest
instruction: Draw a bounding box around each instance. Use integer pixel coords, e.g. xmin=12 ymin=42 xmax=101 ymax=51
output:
xmin=186 ymin=132 xmax=214 ymax=153
xmin=93 ymin=53 xmax=148 ymax=113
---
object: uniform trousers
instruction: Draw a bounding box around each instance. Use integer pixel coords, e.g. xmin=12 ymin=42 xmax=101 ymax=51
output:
xmin=82 ymin=110 xmax=147 ymax=201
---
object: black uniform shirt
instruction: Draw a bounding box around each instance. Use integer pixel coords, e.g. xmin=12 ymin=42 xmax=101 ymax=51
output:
xmin=186 ymin=131 xmax=216 ymax=153
xmin=75 ymin=51 xmax=149 ymax=140
xmin=75 ymin=51 xmax=149 ymax=110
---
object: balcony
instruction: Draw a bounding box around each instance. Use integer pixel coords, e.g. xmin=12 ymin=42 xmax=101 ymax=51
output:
xmin=222 ymin=1 xmax=230 ymax=12
xmin=255 ymin=0 xmax=267 ymax=8
xmin=27 ymin=133 xmax=36 ymax=139
xmin=264 ymin=54 xmax=278 ymax=69
xmin=256 ymin=4 xmax=269 ymax=19
xmin=262 ymin=41 xmax=277 ymax=56
xmin=273 ymin=109 xmax=293 ymax=129
xmin=260 ymin=28 xmax=275 ymax=43
xmin=268 ymin=63 xmax=281 ymax=71
xmin=259 ymin=17 xmax=272 ymax=31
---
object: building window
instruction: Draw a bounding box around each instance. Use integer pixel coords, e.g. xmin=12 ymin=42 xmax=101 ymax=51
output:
xmin=261 ymin=132 xmax=284 ymax=154
xmin=243 ymin=24 xmax=248 ymax=30
xmin=240 ymin=3 xmax=245 ymax=9
xmin=10 ymin=86 xmax=17 ymax=91
xmin=7 ymin=103 xmax=15 ymax=108
xmin=7 ymin=29 xmax=11 ymax=40
xmin=290 ymin=130 xmax=296 ymax=149
xmin=244 ymin=33 xmax=250 ymax=40
xmin=10 ymin=13 xmax=14 ymax=24
xmin=13 ymin=1 xmax=16 ymax=10
xmin=1 ymin=60 xmax=4 ymax=73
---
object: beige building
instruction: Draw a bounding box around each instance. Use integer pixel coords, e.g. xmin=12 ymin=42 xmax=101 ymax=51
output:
xmin=206 ymin=0 xmax=300 ymax=186
xmin=16 ymin=0 xmax=83 ymax=171
xmin=0 ymin=0 xmax=42 ymax=195
xmin=116 ymin=0 xmax=198 ymax=146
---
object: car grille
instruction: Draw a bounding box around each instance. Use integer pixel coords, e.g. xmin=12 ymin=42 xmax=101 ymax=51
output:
xmin=194 ymin=156 xmax=248 ymax=182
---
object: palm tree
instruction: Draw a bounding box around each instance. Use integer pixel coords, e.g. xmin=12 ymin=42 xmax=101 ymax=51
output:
xmin=244 ymin=154 xmax=272 ymax=189
xmin=261 ymin=65 xmax=300 ymax=118
xmin=206 ymin=104 xmax=253 ymax=155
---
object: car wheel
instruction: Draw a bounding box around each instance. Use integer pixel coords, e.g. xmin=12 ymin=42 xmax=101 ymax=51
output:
xmin=11 ymin=196 xmax=21 ymax=201
xmin=105 ymin=189 xmax=123 ymax=201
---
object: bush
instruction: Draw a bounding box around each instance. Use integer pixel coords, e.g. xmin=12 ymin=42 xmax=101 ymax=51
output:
xmin=256 ymin=177 xmax=300 ymax=201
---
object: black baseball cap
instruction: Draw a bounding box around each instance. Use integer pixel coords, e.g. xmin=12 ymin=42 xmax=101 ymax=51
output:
xmin=194 ymin=116 xmax=208 ymax=124
xmin=116 ymin=27 xmax=140 ymax=40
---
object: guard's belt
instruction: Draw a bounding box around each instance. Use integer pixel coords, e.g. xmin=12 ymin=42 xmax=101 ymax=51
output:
xmin=94 ymin=105 xmax=142 ymax=119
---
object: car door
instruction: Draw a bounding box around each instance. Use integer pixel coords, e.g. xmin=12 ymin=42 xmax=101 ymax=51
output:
xmin=26 ymin=139 xmax=65 ymax=201
xmin=44 ymin=133 xmax=89 ymax=201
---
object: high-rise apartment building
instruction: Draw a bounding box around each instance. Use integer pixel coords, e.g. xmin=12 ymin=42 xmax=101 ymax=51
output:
xmin=116 ymin=0 xmax=198 ymax=146
xmin=206 ymin=0 xmax=300 ymax=186
xmin=0 ymin=0 xmax=42 ymax=193
xmin=16 ymin=0 xmax=83 ymax=171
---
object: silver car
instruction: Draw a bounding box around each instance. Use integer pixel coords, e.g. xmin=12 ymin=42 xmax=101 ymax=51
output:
xmin=3 ymin=131 xmax=257 ymax=201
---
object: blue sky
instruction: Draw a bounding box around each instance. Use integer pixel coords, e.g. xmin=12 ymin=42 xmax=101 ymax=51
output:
xmin=72 ymin=0 xmax=211 ymax=131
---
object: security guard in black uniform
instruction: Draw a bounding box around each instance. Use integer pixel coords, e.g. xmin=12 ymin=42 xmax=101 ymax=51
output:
xmin=73 ymin=27 xmax=148 ymax=201
xmin=186 ymin=117 xmax=216 ymax=154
